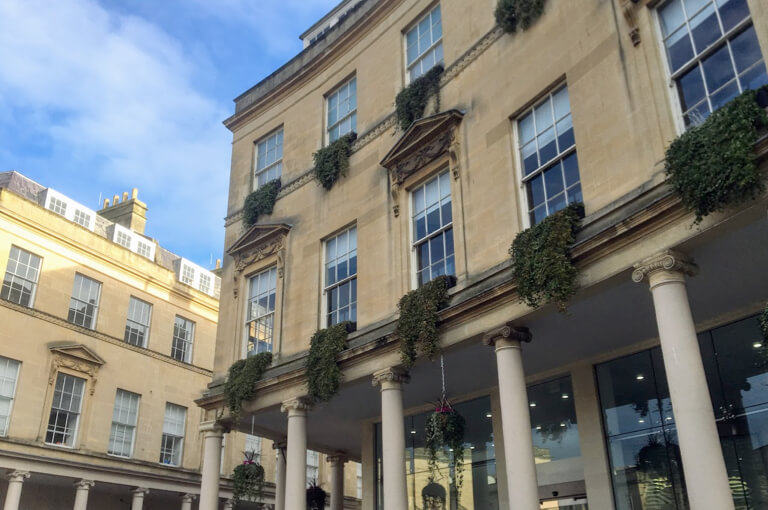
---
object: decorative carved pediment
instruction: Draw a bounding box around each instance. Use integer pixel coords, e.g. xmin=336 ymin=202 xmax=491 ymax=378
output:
xmin=48 ymin=344 xmax=105 ymax=395
xmin=227 ymin=223 xmax=291 ymax=299
xmin=380 ymin=110 xmax=464 ymax=186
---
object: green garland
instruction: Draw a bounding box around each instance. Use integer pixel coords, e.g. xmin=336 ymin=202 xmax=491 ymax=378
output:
xmin=306 ymin=322 xmax=351 ymax=403
xmin=395 ymin=65 xmax=443 ymax=131
xmin=313 ymin=133 xmax=356 ymax=190
xmin=224 ymin=352 xmax=273 ymax=421
xmin=509 ymin=203 xmax=582 ymax=311
xmin=425 ymin=399 xmax=466 ymax=498
xmin=761 ymin=303 xmax=768 ymax=342
xmin=232 ymin=451 xmax=265 ymax=507
xmin=665 ymin=88 xmax=768 ymax=224
xmin=396 ymin=275 xmax=453 ymax=368
xmin=243 ymin=179 xmax=282 ymax=227
xmin=494 ymin=0 xmax=546 ymax=33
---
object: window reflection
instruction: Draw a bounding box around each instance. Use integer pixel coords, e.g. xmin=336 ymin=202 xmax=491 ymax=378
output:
xmin=528 ymin=376 xmax=582 ymax=464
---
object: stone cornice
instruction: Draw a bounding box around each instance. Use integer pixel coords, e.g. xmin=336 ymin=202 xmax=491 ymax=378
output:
xmin=0 ymin=298 xmax=212 ymax=377
xmin=631 ymin=249 xmax=698 ymax=283
xmin=482 ymin=323 xmax=532 ymax=347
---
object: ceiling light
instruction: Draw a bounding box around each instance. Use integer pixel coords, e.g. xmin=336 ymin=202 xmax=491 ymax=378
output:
xmin=529 ymin=402 xmax=536 ymax=407
xmin=486 ymin=412 xmax=493 ymax=418
xmin=636 ymin=374 xmax=645 ymax=380
xmin=638 ymin=419 xmax=645 ymax=424
xmin=754 ymin=342 xmax=763 ymax=349
xmin=410 ymin=429 xmax=416 ymax=434
xmin=536 ymin=426 xmax=542 ymax=430
xmin=560 ymin=423 xmax=566 ymax=427
xmin=561 ymin=394 xmax=569 ymax=399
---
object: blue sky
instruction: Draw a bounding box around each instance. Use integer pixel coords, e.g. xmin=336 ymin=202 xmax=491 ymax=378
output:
xmin=0 ymin=0 xmax=338 ymax=268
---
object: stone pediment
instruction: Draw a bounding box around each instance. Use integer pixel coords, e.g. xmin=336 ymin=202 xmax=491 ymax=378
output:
xmin=380 ymin=110 xmax=463 ymax=185
xmin=227 ymin=223 xmax=291 ymax=276
xmin=49 ymin=344 xmax=105 ymax=366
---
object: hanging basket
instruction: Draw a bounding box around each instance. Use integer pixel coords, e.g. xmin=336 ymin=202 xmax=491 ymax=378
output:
xmin=232 ymin=450 xmax=265 ymax=506
xmin=424 ymin=398 xmax=466 ymax=499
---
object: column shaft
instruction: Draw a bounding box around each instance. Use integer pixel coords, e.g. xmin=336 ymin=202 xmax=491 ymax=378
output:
xmin=73 ymin=480 xmax=94 ymax=510
xmin=283 ymin=398 xmax=311 ymax=510
xmin=328 ymin=457 xmax=345 ymax=510
xmin=373 ymin=369 xmax=409 ymax=510
xmin=130 ymin=488 xmax=149 ymax=510
xmin=180 ymin=494 xmax=196 ymax=510
xmin=494 ymin=339 xmax=539 ymax=510
xmin=648 ymin=271 xmax=734 ymax=510
xmin=274 ymin=442 xmax=287 ymax=510
xmin=199 ymin=425 xmax=224 ymax=510
xmin=3 ymin=471 xmax=30 ymax=510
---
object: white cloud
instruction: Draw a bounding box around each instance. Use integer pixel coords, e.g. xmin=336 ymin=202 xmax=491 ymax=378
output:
xmin=0 ymin=0 xmax=232 ymax=264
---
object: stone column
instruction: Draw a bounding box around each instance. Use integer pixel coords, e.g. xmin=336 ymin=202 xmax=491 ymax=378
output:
xmin=633 ymin=250 xmax=734 ymax=510
xmin=327 ymin=455 xmax=346 ymax=510
xmin=180 ymin=493 xmax=196 ymax=510
xmin=273 ymin=440 xmax=287 ymax=510
xmin=282 ymin=397 xmax=312 ymax=510
xmin=223 ymin=499 xmax=234 ymax=510
xmin=130 ymin=488 xmax=149 ymax=510
xmin=372 ymin=367 xmax=410 ymax=510
xmin=483 ymin=324 xmax=539 ymax=510
xmin=199 ymin=423 xmax=225 ymax=510
xmin=73 ymin=479 xmax=94 ymax=510
xmin=3 ymin=470 xmax=30 ymax=510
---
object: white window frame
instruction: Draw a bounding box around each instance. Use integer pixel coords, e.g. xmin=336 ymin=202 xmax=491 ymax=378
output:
xmin=171 ymin=315 xmax=195 ymax=363
xmin=0 ymin=356 xmax=21 ymax=437
xmin=108 ymin=389 xmax=140 ymax=458
xmin=654 ymin=0 xmax=765 ymax=130
xmin=160 ymin=403 xmax=186 ymax=466
xmin=181 ymin=264 xmax=195 ymax=285
xmin=124 ymin=296 xmax=152 ymax=348
xmin=39 ymin=188 xmax=96 ymax=231
xmin=254 ymin=128 xmax=284 ymax=190
xmin=322 ymin=226 xmax=357 ymax=327
xmin=68 ymin=273 xmax=102 ymax=330
xmin=45 ymin=372 xmax=86 ymax=448
xmin=245 ymin=434 xmax=262 ymax=463
xmin=48 ymin=196 xmax=67 ymax=215
xmin=73 ymin=209 xmax=92 ymax=228
xmin=404 ymin=4 xmax=444 ymax=83
xmin=409 ymin=169 xmax=454 ymax=289
xmin=515 ymin=84 xmax=581 ymax=227
xmin=326 ymin=76 xmax=357 ymax=144
xmin=244 ymin=266 xmax=278 ymax=357
xmin=307 ymin=450 xmax=320 ymax=485
xmin=200 ymin=273 xmax=212 ymax=294
xmin=1 ymin=245 xmax=43 ymax=307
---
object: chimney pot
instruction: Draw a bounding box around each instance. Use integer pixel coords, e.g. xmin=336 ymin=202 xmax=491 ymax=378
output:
xmin=112 ymin=194 xmax=119 ymax=205
xmin=122 ymin=191 xmax=129 ymax=202
xmin=215 ymin=258 xmax=221 ymax=269
xmin=131 ymin=188 xmax=138 ymax=199
xmin=103 ymin=198 xmax=110 ymax=208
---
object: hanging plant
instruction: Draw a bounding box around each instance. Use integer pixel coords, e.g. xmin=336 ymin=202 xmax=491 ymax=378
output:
xmin=224 ymin=352 xmax=273 ymax=421
xmin=396 ymin=275 xmax=454 ymax=368
xmin=760 ymin=303 xmax=768 ymax=341
xmin=665 ymin=88 xmax=768 ymax=224
xmin=425 ymin=398 xmax=466 ymax=498
xmin=395 ymin=65 xmax=444 ymax=131
xmin=307 ymin=481 xmax=327 ymax=510
xmin=494 ymin=0 xmax=546 ymax=33
xmin=306 ymin=321 xmax=353 ymax=403
xmin=232 ymin=450 xmax=265 ymax=507
xmin=313 ymin=133 xmax=357 ymax=190
xmin=509 ymin=202 xmax=583 ymax=311
xmin=243 ymin=179 xmax=282 ymax=227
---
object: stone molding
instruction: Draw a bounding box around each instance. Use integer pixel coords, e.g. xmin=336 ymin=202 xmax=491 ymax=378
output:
xmin=326 ymin=454 xmax=347 ymax=465
xmin=372 ymin=367 xmax=410 ymax=388
xmin=6 ymin=470 xmax=30 ymax=483
xmin=199 ymin=421 xmax=228 ymax=436
xmin=482 ymin=323 xmax=532 ymax=347
xmin=0 ymin=297 xmax=212 ymax=376
xmin=631 ymin=249 xmax=698 ymax=283
xmin=131 ymin=487 xmax=150 ymax=496
xmin=74 ymin=479 xmax=95 ymax=490
xmin=280 ymin=396 xmax=313 ymax=414
xmin=49 ymin=345 xmax=105 ymax=395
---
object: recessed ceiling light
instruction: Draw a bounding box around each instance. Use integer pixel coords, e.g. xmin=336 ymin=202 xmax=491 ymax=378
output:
xmin=754 ymin=342 xmax=763 ymax=349
xmin=536 ymin=426 xmax=542 ymax=430
xmin=529 ymin=402 xmax=536 ymax=407
xmin=636 ymin=374 xmax=645 ymax=380
xmin=486 ymin=412 xmax=492 ymax=418
xmin=410 ymin=429 xmax=416 ymax=434
xmin=561 ymin=394 xmax=569 ymax=399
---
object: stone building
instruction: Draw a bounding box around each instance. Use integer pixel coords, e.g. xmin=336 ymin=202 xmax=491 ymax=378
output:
xmin=0 ymin=171 xmax=353 ymax=509
xmin=197 ymin=0 xmax=768 ymax=509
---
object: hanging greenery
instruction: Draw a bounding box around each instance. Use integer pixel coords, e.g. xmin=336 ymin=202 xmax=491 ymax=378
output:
xmin=312 ymin=133 xmax=357 ymax=190
xmin=232 ymin=450 xmax=265 ymax=507
xmin=395 ymin=65 xmax=444 ymax=131
xmin=665 ymin=88 xmax=768 ymax=224
xmin=761 ymin=303 xmax=768 ymax=341
xmin=396 ymin=275 xmax=453 ymax=368
xmin=306 ymin=322 xmax=352 ymax=403
xmin=307 ymin=481 xmax=327 ymax=510
xmin=494 ymin=0 xmax=546 ymax=33
xmin=243 ymin=179 xmax=282 ymax=227
xmin=509 ymin=202 xmax=583 ymax=311
xmin=224 ymin=352 xmax=273 ymax=421
xmin=425 ymin=398 xmax=466 ymax=498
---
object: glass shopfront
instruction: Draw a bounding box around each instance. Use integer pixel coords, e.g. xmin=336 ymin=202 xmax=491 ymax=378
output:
xmin=597 ymin=314 xmax=768 ymax=510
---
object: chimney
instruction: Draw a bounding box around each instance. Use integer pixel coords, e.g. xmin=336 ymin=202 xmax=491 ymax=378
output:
xmin=98 ymin=189 xmax=148 ymax=235
xmin=215 ymin=258 xmax=221 ymax=269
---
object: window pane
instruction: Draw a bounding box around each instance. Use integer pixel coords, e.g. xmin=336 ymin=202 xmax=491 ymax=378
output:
xmin=659 ymin=0 xmax=686 ymax=36
xmin=528 ymin=376 xmax=581 ymax=463
xmin=689 ymin=3 xmax=722 ymax=54
xmin=718 ymin=0 xmax=750 ymax=31
xmin=702 ymin=44 xmax=737 ymax=92
xmin=666 ymin=26 xmax=695 ymax=72
xmin=731 ymin=26 xmax=762 ymax=73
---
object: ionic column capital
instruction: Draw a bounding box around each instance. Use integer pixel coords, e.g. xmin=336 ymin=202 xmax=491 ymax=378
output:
xmin=372 ymin=367 xmax=410 ymax=390
xmin=632 ymin=249 xmax=698 ymax=287
xmin=199 ymin=421 xmax=227 ymax=437
xmin=6 ymin=470 xmax=30 ymax=483
xmin=483 ymin=323 xmax=532 ymax=348
xmin=223 ymin=499 xmax=235 ymax=510
xmin=281 ymin=397 xmax=312 ymax=416
xmin=181 ymin=493 xmax=196 ymax=503
xmin=131 ymin=487 xmax=150 ymax=497
xmin=74 ymin=479 xmax=95 ymax=490
xmin=327 ymin=454 xmax=347 ymax=466
xmin=273 ymin=439 xmax=287 ymax=450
